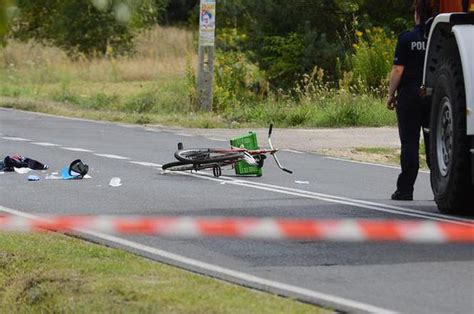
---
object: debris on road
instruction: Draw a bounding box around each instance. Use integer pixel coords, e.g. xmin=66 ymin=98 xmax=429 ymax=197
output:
xmin=1 ymin=154 xmax=48 ymax=172
xmin=109 ymin=177 xmax=122 ymax=187
xmin=45 ymin=174 xmax=62 ymax=180
xmin=27 ymin=175 xmax=40 ymax=181
xmin=14 ymin=167 xmax=32 ymax=174
xmin=60 ymin=159 xmax=89 ymax=180
xmin=294 ymin=181 xmax=309 ymax=184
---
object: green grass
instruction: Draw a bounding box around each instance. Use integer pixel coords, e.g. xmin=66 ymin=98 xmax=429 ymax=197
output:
xmin=0 ymin=91 xmax=396 ymax=129
xmin=0 ymin=39 xmax=397 ymax=129
xmin=228 ymin=93 xmax=396 ymax=128
xmin=0 ymin=232 xmax=326 ymax=313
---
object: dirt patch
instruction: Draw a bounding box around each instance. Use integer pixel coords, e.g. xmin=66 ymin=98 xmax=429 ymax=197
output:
xmin=3 ymin=271 xmax=84 ymax=306
xmin=0 ymin=252 xmax=16 ymax=269
xmin=317 ymin=147 xmax=400 ymax=166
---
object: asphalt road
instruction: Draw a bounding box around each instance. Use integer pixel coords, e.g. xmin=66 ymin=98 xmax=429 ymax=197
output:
xmin=1 ymin=108 xmax=473 ymax=314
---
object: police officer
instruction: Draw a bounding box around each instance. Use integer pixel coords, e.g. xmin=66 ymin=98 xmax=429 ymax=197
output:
xmin=387 ymin=0 xmax=432 ymax=201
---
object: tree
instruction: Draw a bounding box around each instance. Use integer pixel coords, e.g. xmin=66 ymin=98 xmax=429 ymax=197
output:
xmin=11 ymin=0 xmax=167 ymax=57
xmin=214 ymin=0 xmax=413 ymax=87
xmin=0 ymin=0 xmax=13 ymax=45
xmin=163 ymin=0 xmax=198 ymax=25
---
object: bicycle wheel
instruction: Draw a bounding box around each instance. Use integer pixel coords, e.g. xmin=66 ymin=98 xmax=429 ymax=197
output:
xmin=162 ymin=161 xmax=195 ymax=172
xmin=175 ymin=149 xmax=242 ymax=164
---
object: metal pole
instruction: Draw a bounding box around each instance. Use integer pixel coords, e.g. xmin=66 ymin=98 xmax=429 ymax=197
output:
xmin=197 ymin=0 xmax=216 ymax=112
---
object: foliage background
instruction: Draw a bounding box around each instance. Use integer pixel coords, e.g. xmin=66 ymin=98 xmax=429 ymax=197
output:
xmin=0 ymin=0 xmax=417 ymax=128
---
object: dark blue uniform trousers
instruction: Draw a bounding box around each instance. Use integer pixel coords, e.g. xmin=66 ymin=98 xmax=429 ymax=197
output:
xmin=396 ymin=87 xmax=431 ymax=194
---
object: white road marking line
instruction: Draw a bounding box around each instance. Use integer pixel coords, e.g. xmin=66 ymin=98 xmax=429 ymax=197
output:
xmin=283 ymin=149 xmax=304 ymax=154
xmin=324 ymin=156 xmax=430 ymax=174
xmin=207 ymin=138 xmax=227 ymax=142
xmin=129 ymin=161 xmax=162 ymax=167
xmin=31 ymin=142 xmax=60 ymax=147
xmin=1 ymin=136 xmax=31 ymax=141
xmin=294 ymin=181 xmax=309 ymax=184
xmin=0 ymin=205 xmax=396 ymax=314
xmin=61 ymin=147 xmax=94 ymax=152
xmin=227 ymin=178 xmax=473 ymax=225
xmin=176 ymin=133 xmax=193 ymax=137
xmin=166 ymin=169 xmax=471 ymax=226
xmin=94 ymin=154 xmax=130 ymax=160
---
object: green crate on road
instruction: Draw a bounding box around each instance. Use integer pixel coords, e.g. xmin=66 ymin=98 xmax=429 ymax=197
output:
xmin=230 ymin=131 xmax=262 ymax=176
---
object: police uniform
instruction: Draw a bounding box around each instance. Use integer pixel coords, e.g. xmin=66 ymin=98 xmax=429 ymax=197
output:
xmin=393 ymin=25 xmax=431 ymax=196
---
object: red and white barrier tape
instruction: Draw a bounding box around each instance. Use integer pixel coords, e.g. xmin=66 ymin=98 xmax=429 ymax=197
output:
xmin=0 ymin=216 xmax=473 ymax=243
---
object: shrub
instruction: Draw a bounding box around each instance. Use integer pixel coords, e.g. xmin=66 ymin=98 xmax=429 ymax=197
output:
xmin=351 ymin=28 xmax=396 ymax=93
xmin=212 ymin=50 xmax=267 ymax=113
xmin=53 ymin=86 xmax=81 ymax=105
xmin=11 ymin=0 xmax=167 ymax=57
xmin=88 ymin=93 xmax=120 ymax=110
xmin=123 ymin=90 xmax=156 ymax=113
xmin=261 ymin=33 xmax=305 ymax=86
xmin=0 ymin=0 xmax=13 ymax=45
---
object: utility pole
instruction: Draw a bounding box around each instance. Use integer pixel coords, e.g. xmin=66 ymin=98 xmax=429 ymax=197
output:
xmin=197 ymin=0 xmax=216 ymax=111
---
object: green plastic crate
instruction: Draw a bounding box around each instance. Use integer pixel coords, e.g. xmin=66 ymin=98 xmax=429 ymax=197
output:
xmin=230 ymin=131 xmax=263 ymax=176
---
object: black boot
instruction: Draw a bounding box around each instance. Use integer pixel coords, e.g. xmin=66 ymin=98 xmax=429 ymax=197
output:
xmin=391 ymin=190 xmax=413 ymax=201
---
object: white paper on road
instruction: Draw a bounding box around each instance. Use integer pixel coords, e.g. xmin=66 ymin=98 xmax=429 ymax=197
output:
xmin=109 ymin=177 xmax=122 ymax=187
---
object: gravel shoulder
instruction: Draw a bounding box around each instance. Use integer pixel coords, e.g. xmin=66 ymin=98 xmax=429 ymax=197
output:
xmin=154 ymin=126 xmax=401 ymax=152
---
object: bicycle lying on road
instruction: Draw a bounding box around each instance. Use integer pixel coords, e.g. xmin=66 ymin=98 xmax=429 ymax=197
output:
xmin=162 ymin=124 xmax=292 ymax=178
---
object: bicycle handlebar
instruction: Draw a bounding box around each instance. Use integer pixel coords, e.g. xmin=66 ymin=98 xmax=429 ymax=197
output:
xmin=268 ymin=123 xmax=273 ymax=138
xmin=267 ymin=124 xmax=293 ymax=174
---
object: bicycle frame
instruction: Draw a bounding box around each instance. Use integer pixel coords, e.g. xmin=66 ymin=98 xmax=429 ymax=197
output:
xmin=228 ymin=124 xmax=292 ymax=174
xmin=167 ymin=124 xmax=292 ymax=177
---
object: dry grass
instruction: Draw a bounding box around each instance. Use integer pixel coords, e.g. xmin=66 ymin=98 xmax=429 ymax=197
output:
xmin=0 ymin=26 xmax=196 ymax=83
xmin=0 ymin=26 xmax=396 ymax=129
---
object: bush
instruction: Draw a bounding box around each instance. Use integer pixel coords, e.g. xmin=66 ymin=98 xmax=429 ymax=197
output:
xmin=212 ymin=50 xmax=267 ymax=113
xmin=0 ymin=0 xmax=13 ymax=45
xmin=11 ymin=0 xmax=167 ymax=57
xmin=88 ymin=93 xmax=120 ymax=110
xmin=261 ymin=33 xmax=305 ymax=86
xmin=351 ymin=28 xmax=396 ymax=93
xmin=123 ymin=90 xmax=157 ymax=113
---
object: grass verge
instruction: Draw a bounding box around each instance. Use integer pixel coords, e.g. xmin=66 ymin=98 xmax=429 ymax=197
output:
xmin=0 ymin=93 xmax=396 ymax=129
xmin=0 ymin=232 xmax=326 ymax=313
xmin=0 ymin=35 xmax=397 ymax=129
xmin=317 ymin=146 xmax=429 ymax=170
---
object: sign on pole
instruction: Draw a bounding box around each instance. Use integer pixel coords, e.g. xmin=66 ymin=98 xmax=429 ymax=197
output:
xmin=197 ymin=0 xmax=216 ymax=111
